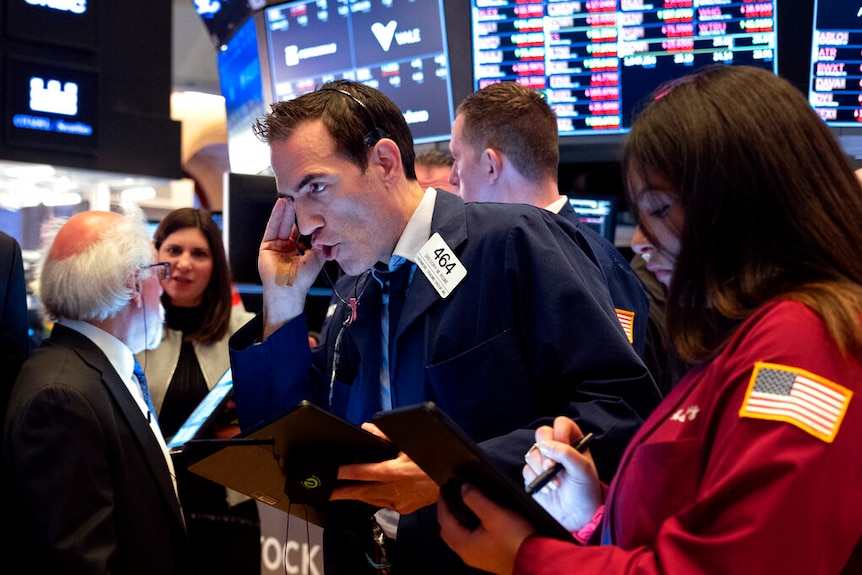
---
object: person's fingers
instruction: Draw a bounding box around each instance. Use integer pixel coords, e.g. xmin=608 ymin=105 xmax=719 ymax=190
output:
xmin=360 ymin=421 xmax=390 ymax=441
xmin=261 ymin=197 xmax=290 ymax=242
xmin=552 ymin=415 xmax=584 ymax=444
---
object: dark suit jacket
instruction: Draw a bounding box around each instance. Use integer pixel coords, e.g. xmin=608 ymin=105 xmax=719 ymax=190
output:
xmin=3 ymin=324 xmax=192 ymax=575
xmin=557 ymin=201 xmax=649 ymax=357
xmin=230 ymin=190 xmax=662 ymax=574
xmin=0 ymin=231 xmax=29 ymax=432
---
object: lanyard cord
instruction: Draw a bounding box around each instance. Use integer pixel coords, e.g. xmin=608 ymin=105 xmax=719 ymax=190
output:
xmin=326 ymin=268 xmax=372 ymax=407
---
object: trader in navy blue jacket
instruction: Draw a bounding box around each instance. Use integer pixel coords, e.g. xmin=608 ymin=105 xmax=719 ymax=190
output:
xmin=229 ymin=80 xmax=661 ymax=575
xmin=449 ymin=81 xmax=649 ymax=359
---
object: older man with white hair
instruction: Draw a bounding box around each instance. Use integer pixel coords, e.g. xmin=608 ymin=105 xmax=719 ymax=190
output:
xmin=3 ymin=205 xmax=192 ymax=575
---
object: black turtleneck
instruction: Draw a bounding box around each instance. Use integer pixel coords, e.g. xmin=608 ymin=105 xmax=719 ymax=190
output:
xmin=158 ymin=302 xmax=231 ymax=513
xmin=159 ymin=303 xmax=208 ymax=439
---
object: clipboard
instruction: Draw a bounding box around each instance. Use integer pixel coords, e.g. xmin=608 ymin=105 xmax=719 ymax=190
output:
xmin=372 ymin=401 xmax=575 ymax=542
xmin=187 ymin=400 xmax=398 ymax=525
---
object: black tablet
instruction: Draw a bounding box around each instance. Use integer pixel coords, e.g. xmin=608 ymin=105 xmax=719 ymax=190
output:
xmin=373 ymin=402 xmax=575 ymax=542
xmin=167 ymin=367 xmax=235 ymax=452
xmin=188 ymin=400 xmax=398 ymax=525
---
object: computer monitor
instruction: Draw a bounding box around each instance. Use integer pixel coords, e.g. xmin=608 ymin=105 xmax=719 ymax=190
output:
xmin=261 ymin=0 xmax=457 ymax=144
xmin=807 ymin=0 xmax=862 ymax=159
xmin=194 ymin=0 xmax=257 ymax=48
xmin=217 ymin=14 xmax=271 ymax=174
xmin=4 ymin=56 xmax=99 ymax=155
xmin=5 ymin=0 xmax=99 ymax=50
xmin=471 ymin=0 xmax=779 ymax=161
xmin=222 ymin=172 xmax=339 ymax=293
xmin=223 ymin=172 xmax=277 ymax=286
xmin=568 ymin=195 xmax=617 ymax=243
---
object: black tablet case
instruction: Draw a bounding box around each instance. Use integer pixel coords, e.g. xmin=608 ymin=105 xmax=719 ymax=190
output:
xmin=372 ymin=402 xmax=575 ymax=542
xmin=187 ymin=400 xmax=398 ymax=525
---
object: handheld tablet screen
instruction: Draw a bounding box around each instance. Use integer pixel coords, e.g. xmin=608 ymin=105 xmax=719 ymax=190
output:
xmin=167 ymin=368 xmax=234 ymax=450
xmin=373 ymin=402 xmax=574 ymax=542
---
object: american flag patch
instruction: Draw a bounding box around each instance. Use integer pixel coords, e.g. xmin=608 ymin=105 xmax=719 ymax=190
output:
xmin=739 ymin=362 xmax=853 ymax=443
xmin=615 ymin=308 xmax=634 ymax=344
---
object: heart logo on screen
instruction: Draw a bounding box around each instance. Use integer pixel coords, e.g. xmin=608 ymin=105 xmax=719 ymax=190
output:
xmin=371 ymin=20 xmax=398 ymax=52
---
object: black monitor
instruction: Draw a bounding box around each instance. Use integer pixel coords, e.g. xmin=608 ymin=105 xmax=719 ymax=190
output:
xmin=4 ymin=56 xmax=99 ymax=155
xmin=222 ymin=172 xmax=339 ymax=293
xmin=568 ymin=195 xmax=617 ymax=243
xmin=470 ymin=0 xmax=779 ymax=161
xmin=5 ymin=0 xmax=100 ymax=51
xmin=261 ymin=0 xmax=458 ymax=144
xmin=223 ymin=172 xmax=278 ymax=286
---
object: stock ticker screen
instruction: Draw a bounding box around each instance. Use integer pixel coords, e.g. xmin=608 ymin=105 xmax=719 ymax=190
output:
xmin=471 ymin=0 xmax=778 ymax=136
xmin=263 ymin=0 xmax=456 ymax=144
xmin=808 ymin=0 xmax=862 ymax=126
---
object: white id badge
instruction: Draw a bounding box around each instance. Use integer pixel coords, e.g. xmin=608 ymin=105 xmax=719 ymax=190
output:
xmin=414 ymin=233 xmax=467 ymax=298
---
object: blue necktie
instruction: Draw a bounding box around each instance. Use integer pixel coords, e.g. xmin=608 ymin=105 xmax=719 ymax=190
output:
xmin=372 ymin=258 xmax=413 ymax=411
xmin=133 ymin=360 xmax=157 ymax=417
xmin=386 ymin=260 xmax=412 ymax=356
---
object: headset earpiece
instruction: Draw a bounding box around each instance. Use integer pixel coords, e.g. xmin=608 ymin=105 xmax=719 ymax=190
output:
xmin=363 ymin=127 xmax=388 ymax=147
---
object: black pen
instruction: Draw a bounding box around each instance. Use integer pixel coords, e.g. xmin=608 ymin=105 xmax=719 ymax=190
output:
xmin=525 ymin=432 xmax=595 ymax=496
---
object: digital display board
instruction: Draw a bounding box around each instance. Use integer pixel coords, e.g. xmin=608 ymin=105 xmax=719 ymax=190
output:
xmin=5 ymin=0 xmax=100 ymax=51
xmin=263 ymin=0 xmax=456 ymax=144
xmin=808 ymin=0 xmax=862 ymax=126
xmin=194 ymin=0 xmax=260 ymax=47
xmin=217 ymin=15 xmax=270 ymax=174
xmin=4 ymin=56 xmax=98 ymax=154
xmin=569 ymin=194 xmax=617 ymax=242
xmin=472 ymin=0 xmax=778 ymax=137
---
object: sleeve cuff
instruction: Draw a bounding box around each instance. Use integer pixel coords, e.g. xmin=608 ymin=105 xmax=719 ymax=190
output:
xmin=573 ymin=504 xmax=604 ymax=545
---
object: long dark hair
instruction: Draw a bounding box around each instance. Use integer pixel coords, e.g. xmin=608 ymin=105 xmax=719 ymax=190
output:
xmin=623 ymin=65 xmax=862 ymax=363
xmin=153 ymin=208 xmax=232 ymax=344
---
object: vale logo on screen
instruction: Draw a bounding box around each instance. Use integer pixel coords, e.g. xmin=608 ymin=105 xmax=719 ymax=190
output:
xmin=371 ymin=19 xmax=421 ymax=52
xmin=372 ymin=21 xmax=397 ymax=51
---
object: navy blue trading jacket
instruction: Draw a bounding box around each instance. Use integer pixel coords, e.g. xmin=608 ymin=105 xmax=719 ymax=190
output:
xmin=557 ymin=199 xmax=649 ymax=357
xmin=229 ymin=189 xmax=661 ymax=574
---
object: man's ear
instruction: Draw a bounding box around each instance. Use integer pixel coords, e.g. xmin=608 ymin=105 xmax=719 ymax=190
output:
xmin=128 ymin=275 xmax=143 ymax=305
xmin=483 ymin=148 xmax=504 ymax=184
xmin=372 ymin=138 xmax=403 ymax=185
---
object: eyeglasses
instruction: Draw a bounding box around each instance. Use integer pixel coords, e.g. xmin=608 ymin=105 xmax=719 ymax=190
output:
xmin=142 ymin=262 xmax=170 ymax=281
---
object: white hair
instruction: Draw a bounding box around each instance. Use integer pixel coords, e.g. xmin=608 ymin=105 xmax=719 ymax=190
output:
xmin=34 ymin=203 xmax=155 ymax=322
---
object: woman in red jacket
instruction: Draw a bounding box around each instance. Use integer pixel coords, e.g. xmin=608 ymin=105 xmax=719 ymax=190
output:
xmin=437 ymin=65 xmax=862 ymax=575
